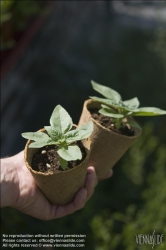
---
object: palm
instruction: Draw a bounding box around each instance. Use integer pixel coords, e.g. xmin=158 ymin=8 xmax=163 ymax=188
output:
xmin=11 ymin=151 xmax=96 ymax=220
xmin=2 ymin=150 xmax=112 ymax=220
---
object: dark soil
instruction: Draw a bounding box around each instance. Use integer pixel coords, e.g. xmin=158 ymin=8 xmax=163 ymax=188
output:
xmin=31 ymin=141 xmax=86 ymax=173
xmin=89 ymin=108 xmax=135 ymax=136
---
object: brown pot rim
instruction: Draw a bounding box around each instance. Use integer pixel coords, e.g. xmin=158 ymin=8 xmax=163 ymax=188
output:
xmin=24 ymin=127 xmax=91 ymax=177
xmin=84 ymin=99 xmax=142 ymax=139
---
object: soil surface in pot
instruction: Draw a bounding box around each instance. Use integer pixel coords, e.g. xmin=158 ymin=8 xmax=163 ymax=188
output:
xmin=31 ymin=141 xmax=86 ymax=173
xmin=89 ymin=108 xmax=135 ymax=136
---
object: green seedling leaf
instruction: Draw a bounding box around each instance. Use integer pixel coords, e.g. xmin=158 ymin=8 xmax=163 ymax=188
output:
xmin=99 ymin=108 xmax=124 ymax=118
xmin=123 ymin=97 xmax=140 ymax=109
xmin=90 ymin=96 xmax=130 ymax=113
xmin=65 ymin=130 xmax=79 ymax=144
xmin=75 ymin=121 xmax=94 ymax=140
xmin=45 ymin=126 xmax=61 ymax=141
xmin=59 ymin=157 xmax=68 ymax=170
xmin=65 ymin=122 xmax=93 ymax=144
xmin=126 ymin=120 xmax=142 ymax=130
xmin=101 ymin=104 xmax=131 ymax=116
xmin=91 ymin=80 xmax=121 ymax=102
xmin=132 ymin=107 xmax=166 ymax=116
xmin=101 ymin=104 xmax=117 ymax=113
xmin=89 ymin=96 xmax=114 ymax=106
xmin=109 ymin=102 xmax=132 ymax=113
xmin=22 ymin=104 xmax=94 ymax=170
xmin=21 ymin=132 xmax=50 ymax=141
xmin=29 ymin=138 xmax=57 ymax=148
xmin=57 ymin=145 xmax=82 ymax=161
xmin=29 ymin=141 xmax=48 ymax=148
xmin=90 ymin=80 xmax=166 ymax=131
xmin=50 ymin=105 xmax=73 ymax=134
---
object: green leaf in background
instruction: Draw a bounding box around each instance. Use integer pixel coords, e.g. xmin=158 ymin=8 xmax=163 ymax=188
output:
xmin=57 ymin=145 xmax=82 ymax=161
xmin=1 ymin=0 xmax=14 ymax=13
xmin=132 ymin=107 xmax=166 ymax=116
xmin=21 ymin=132 xmax=50 ymax=141
xmin=1 ymin=13 xmax=12 ymax=23
xmin=50 ymin=105 xmax=73 ymax=134
xmin=91 ymin=80 xmax=122 ymax=102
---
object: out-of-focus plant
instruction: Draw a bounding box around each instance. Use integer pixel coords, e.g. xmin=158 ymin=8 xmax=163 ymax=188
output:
xmin=1 ymin=0 xmax=47 ymax=50
xmin=0 ymin=0 xmax=13 ymax=24
xmin=12 ymin=1 xmax=42 ymax=31
xmin=0 ymin=0 xmax=42 ymax=26
xmin=90 ymin=122 xmax=166 ymax=250
xmin=148 ymin=28 xmax=166 ymax=71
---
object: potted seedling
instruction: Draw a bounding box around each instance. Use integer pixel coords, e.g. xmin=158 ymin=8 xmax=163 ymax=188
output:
xmin=22 ymin=105 xmax=93 ymax=205
xmin=79 ymin=80 xmax=166 ymax=178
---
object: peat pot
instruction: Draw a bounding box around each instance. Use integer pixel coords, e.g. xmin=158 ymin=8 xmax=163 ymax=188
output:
xmin=78 ymin=99 xmax=142 ymax=179
xmin=24 ymin=128 xmax=91 ymax=205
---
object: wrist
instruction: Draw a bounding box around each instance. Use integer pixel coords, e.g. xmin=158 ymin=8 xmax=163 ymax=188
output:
xmin=0 ymin=156 xmax=18 ymax=207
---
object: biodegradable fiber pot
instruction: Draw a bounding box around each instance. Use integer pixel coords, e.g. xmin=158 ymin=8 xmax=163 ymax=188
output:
xmin=78 ymin=99 xmax=142 ymax=179
xmin=24 ymin=128 xmax=91 ymax=205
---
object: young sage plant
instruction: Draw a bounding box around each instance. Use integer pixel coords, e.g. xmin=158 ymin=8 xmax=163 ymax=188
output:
xmin=22 ymin=105 xmax=93 ymax=170
xmin=90 ymin=80 xmax=166 ymax=129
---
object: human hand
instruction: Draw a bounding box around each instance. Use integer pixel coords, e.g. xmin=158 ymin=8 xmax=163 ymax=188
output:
xmin=1 ymin=151 xmax=113 ymax=220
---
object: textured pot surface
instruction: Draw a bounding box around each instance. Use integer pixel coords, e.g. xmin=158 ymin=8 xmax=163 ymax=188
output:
xmin=78 ymin=99 xmax=142 ymax=179
xmin=24 ymin=128 xmax=90 ymax=205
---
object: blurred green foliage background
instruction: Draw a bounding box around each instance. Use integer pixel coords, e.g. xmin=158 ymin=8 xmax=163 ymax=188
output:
xmin=0 ymin=0 xmax=47 ymax=50
xmin=1 ymin=2 xmax=166 ymax=250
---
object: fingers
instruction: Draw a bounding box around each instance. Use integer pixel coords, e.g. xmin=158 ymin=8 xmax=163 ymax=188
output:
xmin=51 ymin=167 xmax=97 ymax=219
xmin=73 ymin=188 xmax=87 ymax=209
xmin=85 ymin=167 xmax=97 ymax=200
xmin=45 ymin=168 xmax=113 ymax=220
xmin=52 ymin=188 xmax=87 ymax=219
xmin=99 ymin=169 xmax=113 ymax=180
